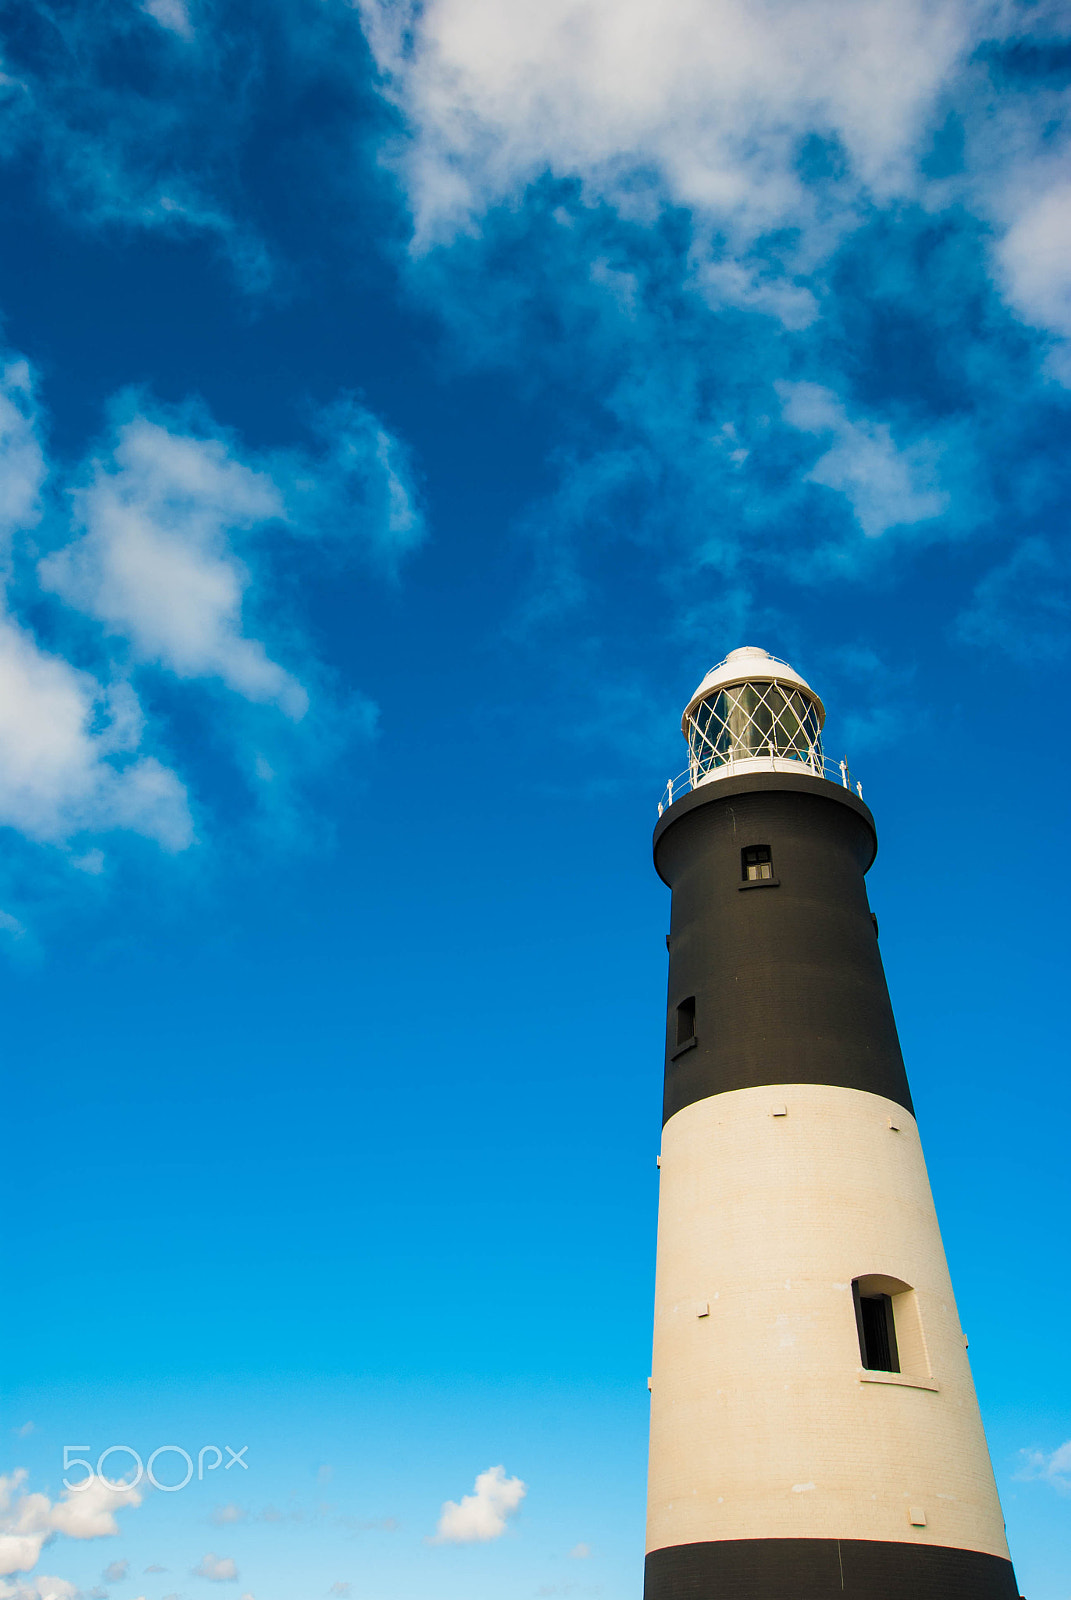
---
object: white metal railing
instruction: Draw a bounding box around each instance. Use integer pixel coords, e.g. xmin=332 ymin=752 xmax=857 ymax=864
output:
xmin=657 ymin=752 xmax=863 ymax=816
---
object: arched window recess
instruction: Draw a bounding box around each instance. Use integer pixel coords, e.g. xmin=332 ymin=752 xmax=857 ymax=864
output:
xmin=852 ymin=1275 xmax=935 ymax=1390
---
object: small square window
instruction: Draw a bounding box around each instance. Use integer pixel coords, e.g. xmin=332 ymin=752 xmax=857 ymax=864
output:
xmin=742 ymin=845 xmax=773 ymax=881
xmin=675 ymin=996 xmax=696 ymax=1048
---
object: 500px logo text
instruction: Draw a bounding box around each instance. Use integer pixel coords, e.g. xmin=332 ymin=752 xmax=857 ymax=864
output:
xmin=63 ymin=1444 xmax=249 ymax=1492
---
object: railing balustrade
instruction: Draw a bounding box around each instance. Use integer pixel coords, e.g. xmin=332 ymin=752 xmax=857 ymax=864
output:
xmin=658 ymin=752 xmax=862 ymax=816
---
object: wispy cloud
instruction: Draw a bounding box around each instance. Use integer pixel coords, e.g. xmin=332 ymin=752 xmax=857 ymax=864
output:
xmin=1016 ymin=1439 xmax=1071 ymax=1493
xmin=957 ymin=535 xmax=1071 ymax=662
xmin=0 ymin=0 xmax=267 ymax=285
xmin=277 ymin=397 xmax=426 ymax=575
xmin=0 ymin=355 xmax=423 ymax=871
xmin=42 ymin=410 xmax=307 ymax=719
xmin=141 ymin=0 xmax=194 ymax=42
xmin=353 ymin=0 xmax=1071 ymax=663
xmin=192 ymin=1551 xmax=239 ymax=1581
xmin=209 ymin=1504 xmax=248 ymax=1527
xmin=778 ymin=382 xmax=948 ymax=540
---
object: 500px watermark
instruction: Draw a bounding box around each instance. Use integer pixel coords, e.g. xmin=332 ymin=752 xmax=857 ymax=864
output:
xmin=63 ymin=1444 xmax=249 ymax=1492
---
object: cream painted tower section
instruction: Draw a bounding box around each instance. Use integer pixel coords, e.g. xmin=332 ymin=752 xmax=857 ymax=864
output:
xmin=647 ymin=1083 xmax=1008 ymax=1555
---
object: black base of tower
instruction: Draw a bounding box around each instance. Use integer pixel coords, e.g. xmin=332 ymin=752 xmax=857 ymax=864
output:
xmin=644 ymin=1538 xmax=1020 ymax=1599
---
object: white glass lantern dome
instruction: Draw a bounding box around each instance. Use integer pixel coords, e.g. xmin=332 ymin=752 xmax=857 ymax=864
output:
xmin=658 ymin=647 xmax=860 ymax=814
xmin=682 ymin=647 xmax=825 ymax=785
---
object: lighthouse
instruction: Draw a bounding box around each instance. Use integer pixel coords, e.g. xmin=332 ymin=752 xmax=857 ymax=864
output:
xmin=645 ymin=648 xmax=1019 ymax=1599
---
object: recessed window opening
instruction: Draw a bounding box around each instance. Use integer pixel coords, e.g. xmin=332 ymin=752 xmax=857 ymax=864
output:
xmin=742 ymin=845 xmax=773 ymax=882
xmin=853 ymin=1281 xmax=900 ymax=1373
xmin=675 ymin=996 xmax=696 ymax=1048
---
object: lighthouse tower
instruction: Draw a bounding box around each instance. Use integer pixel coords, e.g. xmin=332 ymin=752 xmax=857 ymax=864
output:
xmin=645 ymin=648 xmax=1019 ymax=1599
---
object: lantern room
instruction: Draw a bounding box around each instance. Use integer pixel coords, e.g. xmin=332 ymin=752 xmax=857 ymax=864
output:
xmin=681 ymin=646 xmax=824 ymax=785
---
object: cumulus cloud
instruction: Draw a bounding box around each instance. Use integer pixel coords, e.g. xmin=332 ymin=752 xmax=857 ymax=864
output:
xmin=0 ymin=1470 xmax=142 ymax=1586
xmin=102 ymin=1558 xmax=129 ymax=1582
xmin=778 ymin=382 xmax=947 ymax=538
xmin=568 ymin=1543 xmax=591 ymax=1559
xmin=0 ymin=1577 xmax=79 ymax=1600
xmin=361 ymin=0 xmax=1071 ymax=381
xmin=361 ymin=0 xmax=973 ymax=252
xmin=47 ymin=1477 xmax=142 ymax=1543
xmin=431 ymin=1464 xmax=526 ymax=1544
xmin=42 ymin=413 xmax=307 ymax=719
xmin=192 ymin=1552 xmax=239 ymax=1581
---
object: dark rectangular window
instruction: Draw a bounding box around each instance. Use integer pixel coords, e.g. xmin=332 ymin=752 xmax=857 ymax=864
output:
xmin=857 ymin=1292 xmax=900 ymax=1372
xmin=675 ymin=996 xmax=696 ymax=1048
xmin=742 ymin=845 xmax=773 ymax=881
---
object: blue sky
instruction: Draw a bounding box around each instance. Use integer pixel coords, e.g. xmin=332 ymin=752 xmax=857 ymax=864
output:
xmin=1 ymin=1 xmax=1069 ymax=1596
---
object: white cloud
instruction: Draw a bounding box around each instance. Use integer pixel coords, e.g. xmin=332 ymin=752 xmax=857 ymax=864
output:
xmin=0 ymin=1471 xmax=142 ymax=1584
xmin=0 ymin=363 xmax=46 ymax=554
xmin=281 ymin=398 xmax=426 ymax=572
xmin=0 ymin=1577 xmax=79 ymax=1600
xmin=0 ymin=613 xmax=192 ymax=849
xmin=360 ymin=0 xmax=975 ymax=252
xmin=778 ymin=381 xmax=947 ymax=538
xmin=997 ymin=179 xmax=1071 ymax=376
xmin=102 ymin=1559 xmax=129 ymax=1582
xmin=0 ymin=373 xmax=196 ymax=853
xmin=48 ymin=1476 xmax=142 ymax=1542
xmin=209 ymin=1504 xmax=247 ymax=1526
xmin=1017 ymin=1439 xmax=1071 ymax=1493
xmin=193 ymin=1552 xmax=239 ymax=1581
xmin=568 ymin=1542 xmax=591 ymax=1559
xmin=42 ymin=414 xmax=307 ymax=719
xmin=0 ymin=353 xmax=424 ymax=864
xmin=141 ymin=0 xmax=194 ymax=40
xmin=431 ymin=1464 xmax=526 ymax=1544
xmin=359 ymin=0 xmax=1071 ymax=406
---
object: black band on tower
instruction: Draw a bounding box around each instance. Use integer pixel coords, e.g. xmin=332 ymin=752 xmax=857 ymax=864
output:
xmin=643 ymin=1537 xmax=1021 ymax=1599
xmin=653 ymin=772 xmax=912 ymax=1124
